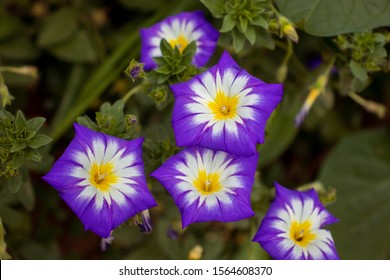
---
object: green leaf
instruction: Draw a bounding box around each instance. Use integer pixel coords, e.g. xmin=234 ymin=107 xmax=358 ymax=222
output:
xmin=27 ymin=149 xmax=42 ymax=162
xmin=76 ymin=116 xmax=99 ymax=131
xmin=318 ymin=128 xmax=390 ymax=259
xmin=181 ymin=51 xmax=194 ymax=66
xmin=155 ymin=65 xmax=171 ymax=75
xmin=15 ymin=111 xmax=26 ymax=131
xmin=182 ymin=41 xmax=196 ymax=57
xmin=12 ymin=152 xmax=24 ymax=169
xmin=17 ymin=177 xmax=35 ymax=211
xmin=10 ymin=141 xmax=26 ymax=153
xmin=232 ymin=30 xmax=246 ymax=52
xmin=160 ymin=38 xmax=173 ymax=57
xmin=258 ymin=108 xmax=298 ymax=167
xmin=49 ymin=31 xmax=97 ymax=63
xmin=220 ymin=15 xmax=236 ymax=32
xmin=157 ymin=74 xmax=170 ymax=84
xmin=255 ymin=28 xmax=275 ymax=50
xmin=172 ymin=66 xmax=186 ymax=75
xmin=244 ymin=26 xmax=256 ymax=45
xmin=37 ymin=7 xmax=78 ymax=48
xmin=251 ymin=15 xmax=268 ymax=29
xmin=0 ymin=37 xmax=39 ymax=61
xmin=27 ymin=134 xmax=52 ymax=149
xmin=0 ymin=11 xmax=22 ymax=41
xmin=173 ymin=46 xmax=181 ymax=60
xmin=200 ymin=0 xmax=226 ymax=18
xmin=26 ymin=117 xmax=46 ymax=132
xmin=239 ymin=16 xmax=248 ymax=33
xmin=5 ymin=172 xmax=23 ymax=193
xmin=111 ymin=100 xmax=125 ymax=120
xmin=349 ymin=60 xmax=368 ymax=82
xmin=276 ymin=0 xmax=390 ymax=36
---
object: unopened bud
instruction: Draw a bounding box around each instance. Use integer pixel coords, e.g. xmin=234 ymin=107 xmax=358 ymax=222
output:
xmin=276 ymin=64 xmax=288 ymax=83
xmin=91 ymin=8 xmax=108 ymax=29
xmin=15 ymin=66 xmax=39 ymax=78
xmin=125 ymin=114 xmax=138 ymax=127
xmin=365 ymin=100 xmax=386 ymax=119
xmin=279 ymin=16 xmax=299 ymax=43
xmin=268 ymin=19 xmax=279 ymax=33
xmin=31 ymin=1 xmax=48 ymax=18
xmin=125 ymin=59 xmax=146 ymax=82
xmin=188 ymin=245 xmax=203 ymax=260
xmin=149 ymin=86 xmax=168 ymax=104
xmin=0 ymin=83 xmax=14 ymax=108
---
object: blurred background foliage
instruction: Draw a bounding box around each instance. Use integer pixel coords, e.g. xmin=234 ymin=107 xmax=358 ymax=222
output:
xmin=0 ymin=0 xmax=389 ymax=260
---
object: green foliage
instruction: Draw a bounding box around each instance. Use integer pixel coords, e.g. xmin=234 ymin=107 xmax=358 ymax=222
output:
xmin=147 ymin=39 xmax=198 ymax=85
xmin=143 ymin=138 xmax=180 ymax=174
xmin=0 ymin=109 xmax=51 ymax=193
xmin=0 ymin=218 xmax=11 ymax=260
xmin=201 ymin=0 xmax=273 ymax=52
xmin=37 ymin=7 xmax=97 ymax=63
xmin=49 ymin=31 xmax=97 ymax=64
xmin=319 ymin=129 xmax=390 ymax=259
xmin=0 ymin=9 xmax=22 ymax=41
xmin=77 ymin=100 xmax=139 ymax=139
xmin=276 ymin=0 xmax=390 ymax=36
xmin=37 ymin=7 xmax=78 ymax=48
xmin=258 ymin=91 xmax=301 ymax=167
xmin=335 ymin=31 xmax=389 ymax=93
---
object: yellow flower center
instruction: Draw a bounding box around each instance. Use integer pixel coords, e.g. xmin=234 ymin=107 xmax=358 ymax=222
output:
xmin=193 ymin=169 xmax=222 ymax=195
xmin=169 ymin=35 xmax=189 ymax=53
xmin=289 ymin=220 xmax=317 ymax=247
xmin=208 ymin=91 xmax=239 ymax=120
xmin=89 ymin=162 xmax=118 ymax=192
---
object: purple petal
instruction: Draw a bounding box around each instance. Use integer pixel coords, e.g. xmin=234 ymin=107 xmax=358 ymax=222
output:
xmin=253 ymin=182 xmax=339 ymax=260
xmin=43 ymin=124 xmax=157 ymax=238
xmin=140 ymin=11 xmax=219 ymax=71
xmin=151 ymin=146 xmax=257 ymax=228
xmin=170 ymin=51 xmax=283 ymax=156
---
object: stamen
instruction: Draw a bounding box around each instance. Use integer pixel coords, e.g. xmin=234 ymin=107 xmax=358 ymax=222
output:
xmin=220 ymin=105 xmax=229 ymax=115
xmin=204 ymin=179 xmax=211 ymax=192
xmin=295 ymin=229 xmax=305 ymax=241
xmin=95 ymin=172 xmax=108 ymax=183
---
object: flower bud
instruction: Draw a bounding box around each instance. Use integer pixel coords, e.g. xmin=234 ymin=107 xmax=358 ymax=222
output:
xmin=188 ymin=245 xmax=203 ymax=260
xmin=125 ymin=59 xmax=146 ymax=82
xmin=279 ymin=16 xmax=299 ymax=43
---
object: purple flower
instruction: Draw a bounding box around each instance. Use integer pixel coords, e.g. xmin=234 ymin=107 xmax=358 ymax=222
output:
xmin=150 ymin=146 xmax=257 ymax=228
xmin=140 ymin=11 xmax=219 ymax=70
xmin=253 ymin=183 xmax=339 ymax=260
xmin=170 ymin=51 xmax=283 ymax=156
xmin=42 ymin=124 xmax=157 ymax=238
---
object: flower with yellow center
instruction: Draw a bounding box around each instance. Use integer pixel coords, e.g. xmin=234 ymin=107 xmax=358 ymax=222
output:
xmin=171 ymin=51 xmax=283 ymax=156
xmin=151 ymin=146 xmax=258 ymax=228
xmin=253 ymin=183 xmax=339 ymax=260
xmin=140 ymin=11 xmax=219 ymax=70
xmin=43 ymin=124 xmax=157 ymax=238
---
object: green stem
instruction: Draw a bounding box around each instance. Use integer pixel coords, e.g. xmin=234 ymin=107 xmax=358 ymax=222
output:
xmin=268 ymin=1 xmax=281 ymax=17
xmin=348 ymin=91 xmax=387 ymax=118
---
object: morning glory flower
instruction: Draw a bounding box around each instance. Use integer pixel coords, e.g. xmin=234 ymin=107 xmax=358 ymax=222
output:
xmin=170 ymin=51 xmax=283 ymax=156
xmin=150 ymin=146 xmax=258 ymax=227
xmin=42 ymin=124 xmax=157 ymax=238
xmin=140 ymin=11 xmax=219 ymax=70
xmin=253 ymin=183 xmax=339 ymax=260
